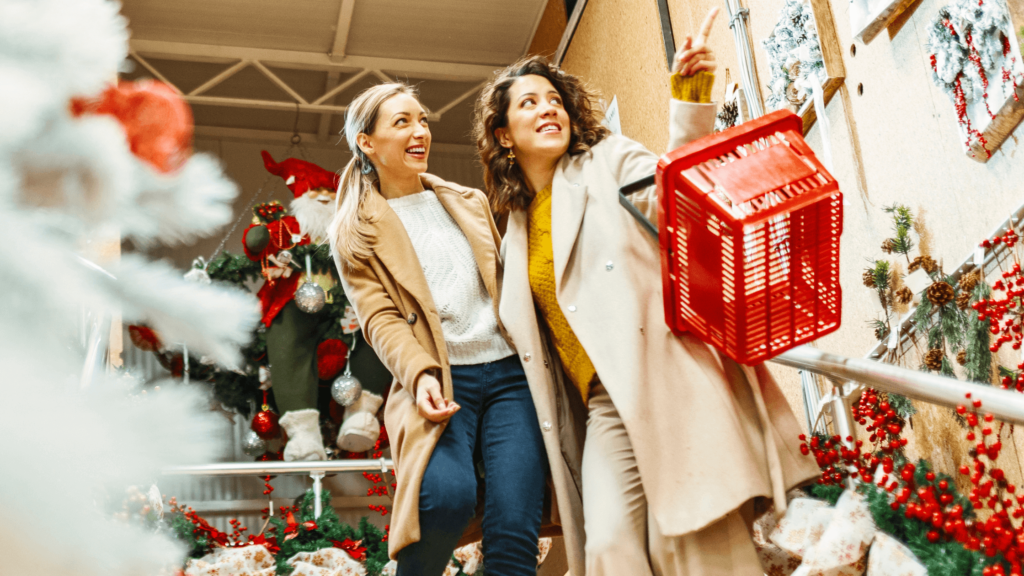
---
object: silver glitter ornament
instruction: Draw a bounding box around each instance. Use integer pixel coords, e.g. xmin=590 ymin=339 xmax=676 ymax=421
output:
xmin=241 ymin=428 xmax=268 ymax=457
xmin=294 ymin=281 xmax=325 ymax=313
xmin=331 ymin=367 xmax=362 ymax=407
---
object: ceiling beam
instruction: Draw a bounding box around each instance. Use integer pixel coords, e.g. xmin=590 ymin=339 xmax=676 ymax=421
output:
xmin=318 ymin=71 xmax=341 ymax=142
xmin=184 ymin=94 xmax=440 ymax=121
xmin=194 ymin=126 xmax=477 ymax=155
xmin=130 ymin=39 xmax=498 ymax=81
xmin=330 ymin=0 xmax=357 ymax=59
xmin=189 ymin=60 xmax=250 ymax=96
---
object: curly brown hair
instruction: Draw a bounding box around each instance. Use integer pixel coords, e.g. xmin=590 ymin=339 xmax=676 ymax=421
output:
xmin=473 ymin=55 xmax=610 ymax=214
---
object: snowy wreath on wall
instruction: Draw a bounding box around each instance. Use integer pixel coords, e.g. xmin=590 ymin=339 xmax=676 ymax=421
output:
xmin=926 ymin=0 xmax=1023 ymax=157
xmin=762 ymin=0 xmax=826 ymax=112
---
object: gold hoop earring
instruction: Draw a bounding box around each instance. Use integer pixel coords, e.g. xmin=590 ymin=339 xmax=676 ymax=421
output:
xmin=507 ymin=148 xmax=516 ymax=165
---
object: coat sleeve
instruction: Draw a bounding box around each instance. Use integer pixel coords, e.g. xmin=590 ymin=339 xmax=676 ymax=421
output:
xmin=606 ymin=100 xmax=718 ymax=226
xmin=336 ymin=257 xmax=441 ymax=399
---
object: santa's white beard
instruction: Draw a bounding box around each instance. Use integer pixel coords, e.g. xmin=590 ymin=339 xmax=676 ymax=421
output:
xmin=291 ymin=195 xmax=334 ymax=241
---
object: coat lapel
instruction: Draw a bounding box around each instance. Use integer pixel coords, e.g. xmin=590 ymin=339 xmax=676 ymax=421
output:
xmin=550 ymin=164 xmax=587 ymax=290
xmin=499 ymin=208 xmax=534 ymax=339
xmin=360 ymin=189 xmax=436 ymax=315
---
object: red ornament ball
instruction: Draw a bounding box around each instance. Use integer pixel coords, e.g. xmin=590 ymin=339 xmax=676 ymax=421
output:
xmin=252 ymin=409 xmax=280 ymax=439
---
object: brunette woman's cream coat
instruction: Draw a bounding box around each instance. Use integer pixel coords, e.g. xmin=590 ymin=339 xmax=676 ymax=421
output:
xmin=498 ymin=101 xmax=820 ymax=563
xmin=334 ymin=174 xmax=585 ymax=574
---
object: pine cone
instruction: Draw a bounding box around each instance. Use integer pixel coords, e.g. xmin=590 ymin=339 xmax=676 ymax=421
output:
xmin=908 ymin=256 xmax=922 ymax=273
xmin=959 ymin=270 xmax=981 ymax=293
xmin=874 ymin=326 xmax=887 ymax=340
xmin=956 ymin=291 xmax=972 ymax=310
xmin=956 ymin=349 xmax=967 ymax=365
xmin=927 ymin=281 xmax=955 ymax=307
xmin=896 ymin=287 xmax=913 ymax=305
xmin=920 ymin=255 xmax=938 ymax=274
xmin=924 ymin=348 xmax=945 ymax=371
xmin=863 ymin=269 xmax=876 ymax=288
xmin=881 ymin=239 xmax=895 ymax=253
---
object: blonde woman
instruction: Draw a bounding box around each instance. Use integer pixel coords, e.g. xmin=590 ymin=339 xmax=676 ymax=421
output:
xmin=328 ymin=83 xmax=580 ymax=576
xmin=472 ymin=10 xmax=819 ymax=575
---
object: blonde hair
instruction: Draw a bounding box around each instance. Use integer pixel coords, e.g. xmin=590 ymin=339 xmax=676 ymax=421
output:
xmin=329 ymin=82 xmax=419 ymax=267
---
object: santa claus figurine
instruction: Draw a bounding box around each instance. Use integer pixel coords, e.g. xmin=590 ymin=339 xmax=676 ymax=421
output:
xmin=243 ymin=151 xmax=383 ymax=461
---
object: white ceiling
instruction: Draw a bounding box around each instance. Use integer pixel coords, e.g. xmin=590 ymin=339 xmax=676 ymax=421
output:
xmin=119 ymin=0 xmax=550 ymax=145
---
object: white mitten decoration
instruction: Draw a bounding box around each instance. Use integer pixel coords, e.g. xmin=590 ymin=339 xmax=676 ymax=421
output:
xmin=279 ymin=408 xmax=327 ymax=462
xmin=337 ymin=391 xmax=383 ymax=452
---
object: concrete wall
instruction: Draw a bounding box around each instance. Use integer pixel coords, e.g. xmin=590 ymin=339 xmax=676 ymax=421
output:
xmin=561 ymin=0 xmax=1024 ymax=487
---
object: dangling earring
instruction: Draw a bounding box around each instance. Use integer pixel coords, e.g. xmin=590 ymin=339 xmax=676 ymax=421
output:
xmin=507 ymin=148 xmax=516 ymax=165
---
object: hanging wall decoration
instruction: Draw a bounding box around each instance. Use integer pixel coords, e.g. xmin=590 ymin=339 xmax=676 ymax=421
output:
xmin=761 ymin=0 xmax=845 ymax=133
xmin=926 ymin=0 xmax=1024 ymax=162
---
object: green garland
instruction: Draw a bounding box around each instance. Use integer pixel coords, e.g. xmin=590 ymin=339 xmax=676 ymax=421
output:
xmin=269 ymin=490 xmax=389 ymax=576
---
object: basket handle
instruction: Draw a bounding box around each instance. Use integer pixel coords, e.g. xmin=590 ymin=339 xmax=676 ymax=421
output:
xmin=619 ymin=174 xmax=658 ymax=241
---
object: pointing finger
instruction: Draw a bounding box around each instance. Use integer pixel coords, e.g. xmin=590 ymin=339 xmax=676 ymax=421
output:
xmin=695 ymin=7 xmax=720 ymax=45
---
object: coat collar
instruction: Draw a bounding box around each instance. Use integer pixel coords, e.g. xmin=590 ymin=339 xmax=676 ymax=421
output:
xmin=359 ymin=173 xmax=501 ymax=308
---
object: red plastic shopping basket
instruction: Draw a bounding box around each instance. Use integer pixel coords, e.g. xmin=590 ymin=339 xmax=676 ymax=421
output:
xmin=656 ymin=109 xmax=843 ymax=364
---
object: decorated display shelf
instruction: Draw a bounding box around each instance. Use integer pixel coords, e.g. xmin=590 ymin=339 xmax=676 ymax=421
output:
xmin=761 ymin=0 xmax=846 ymax=134
xmin=849 ymin=0 xmax=920 ymax=45
xmin=927 ymin=0 xmax=1024 ymax=162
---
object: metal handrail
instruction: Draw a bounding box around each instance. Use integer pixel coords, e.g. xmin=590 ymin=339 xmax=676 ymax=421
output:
xmin=162 ymin=459 xmax=394 ymax=519
xmin=162 ymin=459 xmax=393 ymax=477
xmin=771 ymin=346 xmax=1024 ymax=425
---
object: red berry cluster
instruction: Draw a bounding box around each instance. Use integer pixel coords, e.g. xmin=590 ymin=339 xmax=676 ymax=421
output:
xmin=363 ymin=430 xmax=395 ymax=517
xmin=973 ymin=231 xmax=1023 ymax=353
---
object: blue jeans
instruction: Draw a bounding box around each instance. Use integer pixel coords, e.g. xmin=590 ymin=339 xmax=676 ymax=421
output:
xmin=396 ymin=354 xmax=548 ymax=576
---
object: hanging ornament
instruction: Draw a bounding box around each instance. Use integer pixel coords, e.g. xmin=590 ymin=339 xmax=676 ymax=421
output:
xmin=241 ymin=428 xmax=268 ymax=457
xmin=276 ymin=249 xmax=294 ymax=266
xmin=331 ymin=367 xmax=363 ymax=407
xmin=252 ymin=391 xmax=280 ymax=439
xmin=295 ymin=253 xmax=325 ymax=313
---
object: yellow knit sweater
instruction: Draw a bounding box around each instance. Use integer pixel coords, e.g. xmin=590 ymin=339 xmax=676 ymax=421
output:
xmin=526 ymin=71 xmax=714 ymax=402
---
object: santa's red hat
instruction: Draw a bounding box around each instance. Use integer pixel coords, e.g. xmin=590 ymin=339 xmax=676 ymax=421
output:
xmin=261 ymin=150 xmax=340 ymax=198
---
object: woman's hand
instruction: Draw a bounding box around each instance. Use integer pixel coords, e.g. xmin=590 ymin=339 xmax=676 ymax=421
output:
xmin=673 ymin=7 xmax=719 ymax=76
xmin=416 ymin=372 xmax=460 ymax=422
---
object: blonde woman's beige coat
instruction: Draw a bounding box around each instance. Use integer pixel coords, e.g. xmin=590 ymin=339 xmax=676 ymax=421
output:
xmin=334 ymin=173 xmax=585 ymax=575
xmin=499 ymin=101 xmax=820 ymax=549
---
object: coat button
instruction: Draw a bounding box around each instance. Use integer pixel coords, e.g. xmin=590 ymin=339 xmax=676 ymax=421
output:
xmin=407 ymin=313 xmax=417 ymax=324
xmin=568 ymin=305 xmax=577 ymax=312
xmin=606 ymin=261 xmax=614 ymax=270
xmin=544 ymin=359 xmax=550 ymax=368
xmin=523 ymin=352 xmax=532 ymax=362
xmin=542 ymin=421 xmax=552 ymax=431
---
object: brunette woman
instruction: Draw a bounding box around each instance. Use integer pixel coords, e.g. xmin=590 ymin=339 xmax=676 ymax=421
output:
xmin=328 ymin=83 xmax=580 ymax=576
xmin=473 ymin=10 xmax=819 ymax=575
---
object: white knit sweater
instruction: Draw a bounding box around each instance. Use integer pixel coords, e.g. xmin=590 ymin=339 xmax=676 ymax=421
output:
xmin=387 ymin=190 xmax=514 ymax=365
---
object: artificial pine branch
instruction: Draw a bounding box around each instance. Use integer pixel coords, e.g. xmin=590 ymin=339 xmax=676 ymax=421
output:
xmin=964 ymin=281 xmax=994 ymax=384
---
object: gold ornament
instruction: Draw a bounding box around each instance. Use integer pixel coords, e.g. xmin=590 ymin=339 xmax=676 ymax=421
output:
xmin=924 ymin=348 xmax=945 ymax=371
xmin=956 ymin=350 xmax=967 ymax=366
xmin=926 ymin=281 xmax=955 ymax=307
xmin=896 ymin=287 xmax=913 ymax=305
xmin=863 ymin=269 xmax=877 ymax=288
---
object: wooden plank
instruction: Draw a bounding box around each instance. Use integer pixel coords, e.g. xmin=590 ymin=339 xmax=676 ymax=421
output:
xmin=798 ymin=0 xmax=847 ymax=133
xmin=656 ymin=0 xmax=676 ymax=70
xmin=851 ymin=0 xmax=920 ymax=45
xmin=555 ymin=0 xmax=589 ymax=65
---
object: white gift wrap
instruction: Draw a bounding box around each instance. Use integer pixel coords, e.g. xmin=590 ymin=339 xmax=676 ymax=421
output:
xmin=867 ymin=532 xmax=927 ymax=576
xmin=753 ymin=504 xmax=803 ymax=576
xmin=185 ymin=545 xmax=277 ymax=576
xmin=792 ymin=491 xmax=876 ymax=576
xmin=441 ymin=537 xmax=554 ymax=575
xmin=771 ymin=498 xmax=835 ymax=558
xmin=287 ymin=547 xmax=367 ymax=576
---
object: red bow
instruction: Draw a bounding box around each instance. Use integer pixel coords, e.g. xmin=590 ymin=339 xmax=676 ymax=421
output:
xmin=283 ymin=512 xmax=318 ymax=541
xmin=247 ymin=533 xmax=280 ymax=555
xmin=331 ymin=538 xmax=367 ymax=561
